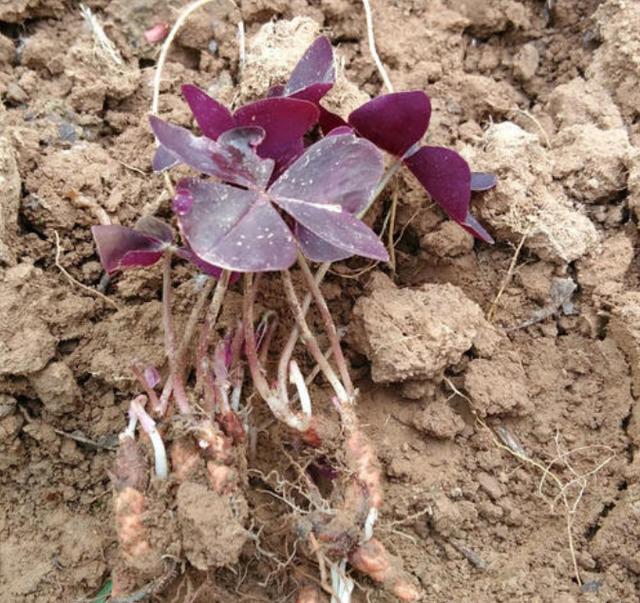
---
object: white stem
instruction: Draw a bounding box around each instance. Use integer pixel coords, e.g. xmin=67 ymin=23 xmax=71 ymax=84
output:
xmin=289 ymin=360 xmax=312 ymax=417
xmin=237 ymin=21 xmax=246 ymax=72
xmin=131 ymin=398 xmax=168 ymax=480
xmin=361 ymin=0 xmax=393 ymax=93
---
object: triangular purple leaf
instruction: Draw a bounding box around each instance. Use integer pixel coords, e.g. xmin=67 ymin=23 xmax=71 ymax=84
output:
xmin=135 ymin=215 xmax=174 ymax=242
xmin=295 ymin=224 xmax=355 ymax=262
xmin=149 ymin=116 xmax=273 ymax=188
xmin=404 ymin=145 xmax=471 ymax=223
xmin=269 ymin=134 xmax=384 ymax=215
xmin=152 ymin=145 xmax=180 ymax=172
xmin=274 ymin=195 xmax=388 ymax=262
xmin=92 ymin=224 xmax=170 ymax=273
xmin=181 ymin=84 xmax=235 ymax=140
xmin=348 ymin=91 xmax=431 ymax=157
xmin=461 ymin=212 xmax=494 ymax=244
xmin=319 ymin=106 xmax=348 ymax=135
xmin=234 ymin=98 xmax=319 ymax=171
xmin=285 ymin=36 xmax=335 ymax=104
xmin=470 ymin=171 xmax=498 ymax=192
xmin=175 ymin=178 xmax=297 ymax=272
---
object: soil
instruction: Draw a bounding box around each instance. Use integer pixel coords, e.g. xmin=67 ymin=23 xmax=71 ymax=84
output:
xmin=1 ymin=0 xmax=640 ymax=602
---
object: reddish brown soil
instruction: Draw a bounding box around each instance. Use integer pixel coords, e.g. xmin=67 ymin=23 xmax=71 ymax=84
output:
xmin=1 ymin=0 xmax=640 ymax=601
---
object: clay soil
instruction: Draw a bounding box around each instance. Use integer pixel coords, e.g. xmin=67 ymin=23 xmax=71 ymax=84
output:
xmin=2 ymin=0 xmax=640 ymax=601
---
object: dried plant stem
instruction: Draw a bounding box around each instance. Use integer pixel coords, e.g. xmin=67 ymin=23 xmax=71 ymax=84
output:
xmin=297 ymin=254 xmax=353 ymax=397
xmin=486 ymin=229 xmax=529 ymax=323
xmin=195 ymin=271 xmax=231 ymax=405
xmin=281 ymin=271 xmax=349 ymax=404
xmin=162 ymin=253 xmax=190 ymax=414
xmin=361 ymin=0 xmax=393 ymax=92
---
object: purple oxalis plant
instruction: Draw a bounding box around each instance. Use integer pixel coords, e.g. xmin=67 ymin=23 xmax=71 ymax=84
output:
xmin=93 ymin=34 xmax=496 ymax=279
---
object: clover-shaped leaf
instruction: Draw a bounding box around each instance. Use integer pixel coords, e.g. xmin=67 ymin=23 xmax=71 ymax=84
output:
xmin=173 ymin=134 xmax=387 ymax=272
xmin=149 ymin=117 xmax=274 ymax=189
xmin=178 ymin=85 xmax=319 ymax=172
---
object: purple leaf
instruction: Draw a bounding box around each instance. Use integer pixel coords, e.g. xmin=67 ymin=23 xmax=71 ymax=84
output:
xmin=295 ymin=225 xmax=354 ymax=262
xmin=135 ymin=215 xmax=174 ymax=242
xmin=461 ymin=212 xmax=494 ymax=244
xmin=348 ymin=91 xmax=431 ymax=157
xmin=175 ymin=178 xmax=297 ymax=272
xmin=404 ymin=146 xmax=471 ymax=222
xmin=181 ymin=84 xmax=235 ymax=140
xmin=327 ymin=125 xmax=354 ymax=137
xmin=274 ymin=195 xmax=388 ymax=262
xmin=92 ymin=224 xmax=171 ymax=273
xmin=285 ymin=36 xmax=334 ymax=103
xmin=149 ymin=116 xmax=274 ymax=188
xmin=470 ymin=171 xmax=498 ymax=192
xmin=270 ymin=135 xmax=386 ymax=261
xmin=152 ymin=145 xmax=179 ymax=172
xmin=234 ymin=97 xmax=319 ymax=170
xmin=270 ymin=134 xmax=384 ymax=215
xmin=319 ymin=106 xmax=348 ymax=135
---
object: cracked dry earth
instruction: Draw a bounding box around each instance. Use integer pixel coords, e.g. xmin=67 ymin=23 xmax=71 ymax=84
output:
xmin=1 ymin=0 xmax=640 ymax=601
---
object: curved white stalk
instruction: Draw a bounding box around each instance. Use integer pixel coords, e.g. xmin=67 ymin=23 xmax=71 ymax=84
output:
xmin=289 ymin=360 xmax=312 ymax=417
xmin=131 ymin=397 xmax=168 ymax=480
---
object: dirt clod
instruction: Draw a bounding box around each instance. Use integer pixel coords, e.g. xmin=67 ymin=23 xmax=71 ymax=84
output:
xmin=176 ymin=481 xmax=248 ymax=571
xmin=351 ymin=282 xmax=494 ymax=383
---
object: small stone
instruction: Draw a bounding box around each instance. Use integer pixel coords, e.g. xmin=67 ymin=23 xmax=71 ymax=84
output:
xmin=513 ymin=43 xmax=539 ymax=81
xmin=477 ymin=471 xmax=504 ymax=500
xmin=29 ymin=362 xmax=80 ymax=416
xmin=464 ymin=356 xmax=531 ymax=417
xmin=413 ymin=401 xmax=466 ymax=439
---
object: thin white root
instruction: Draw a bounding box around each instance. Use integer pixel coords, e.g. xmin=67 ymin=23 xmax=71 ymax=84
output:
xmin=79 ymin=4 xmax=124 ymax=67
xmin=130 ymin=397 xmax=169 ymax=480
xmin=289 ymin=360 xmax=312 ymax=417
xmin=361 ymin=0 xmax=393 ymax=92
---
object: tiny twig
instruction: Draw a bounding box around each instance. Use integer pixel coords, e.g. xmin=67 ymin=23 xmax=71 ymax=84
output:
xmin=486 ymin=229 xmax=529 ymax=323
